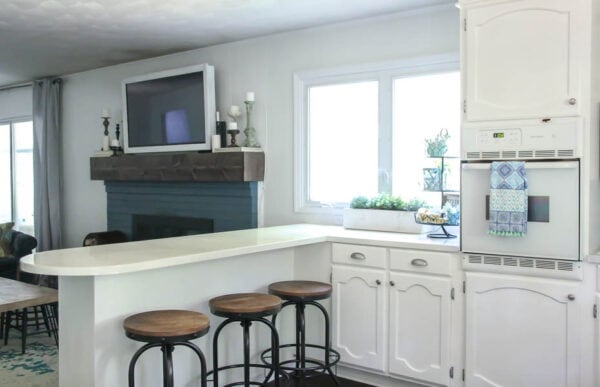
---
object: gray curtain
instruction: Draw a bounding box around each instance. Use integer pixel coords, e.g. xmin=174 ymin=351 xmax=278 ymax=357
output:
xmin=33 ymin=78 xmax=62 ymax=252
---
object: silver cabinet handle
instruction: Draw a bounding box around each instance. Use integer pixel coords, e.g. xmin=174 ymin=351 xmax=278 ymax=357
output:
xmin=389 ymin=281 xmax=395 ymax=286
xmin=411 ymin=258 xmax=428 ymax=267
xmin=375 ymin=279 xmax=381 ymax=285
xmin=567 ymin=294 xmax=575 ymax=301
xmin=350 ymin=252 xmax=366 ymax=260
xmin=568 ymin=98 xmax=577 ymax=105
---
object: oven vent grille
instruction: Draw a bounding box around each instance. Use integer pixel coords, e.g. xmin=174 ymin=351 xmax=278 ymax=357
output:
xmin=557 ymin=149 xmax=574 ymax=157
xmin=466 ymin=254 xmax=576 ymax=273
xmin=535 ymin=259 xmax=555 ymax=269
xmin=557 ymin=261 xmax=574 ymax=271
xmin=466 ymin=149 xmax=576 ymax=160
xmin=483 ymin=255 xmax=502 ymax=265
xmin=535 ymin=150 xmax=555 ymax=158
xmin=468 ymin=255 xmax=482 ymax=264
xmin=482 ymin=151 xmax=500 ymax=159
xmin=520 ymin=258 xmax=534 ymax=268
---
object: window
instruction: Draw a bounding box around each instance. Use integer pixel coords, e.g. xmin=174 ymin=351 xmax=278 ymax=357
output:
xmin=294 ymin=56 xmax=460 ymax=213
xmin=0 ymin=119 xmax=34 ymax=235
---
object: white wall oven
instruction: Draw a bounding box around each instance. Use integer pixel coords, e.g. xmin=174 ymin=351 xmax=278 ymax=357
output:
xmin=461 ymin=123 xmax=580 ymax=261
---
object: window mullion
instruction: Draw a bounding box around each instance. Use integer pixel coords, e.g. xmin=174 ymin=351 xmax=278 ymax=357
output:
xmin=378 ymin=73 xmax=393 ymax=194
xmin=9 ymin=122 xmax=15 ymax=223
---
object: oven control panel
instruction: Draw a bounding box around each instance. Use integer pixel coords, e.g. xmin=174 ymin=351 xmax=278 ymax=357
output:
xmin=476 ymin=128 xmax=521 ymax=147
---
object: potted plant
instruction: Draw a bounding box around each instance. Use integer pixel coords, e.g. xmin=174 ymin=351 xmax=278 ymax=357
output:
xmin=425 ymin=128 xmax=450 ymax=157
xmin=343 ymin=193 xmax=431 ymax=233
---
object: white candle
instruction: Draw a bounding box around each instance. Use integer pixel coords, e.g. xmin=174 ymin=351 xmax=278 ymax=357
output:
xmin=227 ymin=121 xmax=238 ymax=130
xmin=212 ymin=134 xmax=221 ymax=150
xmin=102 ymin=135 xmax=110 ymax=151
xmin=246 ymin=92 xmax=255 ymax=102
xmin=216 ymin=111 xmax=220 ymax=121
xmin=101 ymin=108 xmax=111 ymax=118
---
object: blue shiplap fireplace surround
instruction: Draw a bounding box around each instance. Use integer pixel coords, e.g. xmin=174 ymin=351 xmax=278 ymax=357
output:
xmin=105 ymin=181 xmax=258 ymax=240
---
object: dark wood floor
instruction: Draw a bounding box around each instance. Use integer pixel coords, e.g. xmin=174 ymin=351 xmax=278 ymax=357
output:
xmin=266 ymin=374 xmax=375 ymax=387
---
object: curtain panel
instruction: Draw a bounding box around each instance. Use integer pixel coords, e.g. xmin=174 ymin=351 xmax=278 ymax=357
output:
xmin=33 ymin=78 xmax=62 ymax=251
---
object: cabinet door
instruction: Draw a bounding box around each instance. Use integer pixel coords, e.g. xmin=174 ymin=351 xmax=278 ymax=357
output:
xmin=464 ymin=0 xmax=582 ymax=121
xmin=465 ymin=272 xmax=581 ymax=387
xmin=331 ymin=265 xmax=386 ymax=372
xmin=388 ymin=272 xmax=453 ymax=385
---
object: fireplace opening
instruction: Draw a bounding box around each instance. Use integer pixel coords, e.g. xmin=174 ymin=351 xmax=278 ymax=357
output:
xmin=132 ymin=214 xmax=214 ymax=241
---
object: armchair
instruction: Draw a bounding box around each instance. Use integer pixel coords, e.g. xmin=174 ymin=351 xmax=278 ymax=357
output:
xmin=0 ymin=231 xmax=37 ymax=281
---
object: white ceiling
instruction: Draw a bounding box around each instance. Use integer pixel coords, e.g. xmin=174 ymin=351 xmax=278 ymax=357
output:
xmin=0 ymin=0 xmax=452 ymax=87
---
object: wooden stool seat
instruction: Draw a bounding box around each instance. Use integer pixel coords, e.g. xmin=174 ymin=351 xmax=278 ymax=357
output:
xmin=269 ymin=280 xmax=332 ymax=301
xmin=123 ymin=310 xmax=209 ymax=341
xmin=209 ymin=292 xmax=281 ymax=318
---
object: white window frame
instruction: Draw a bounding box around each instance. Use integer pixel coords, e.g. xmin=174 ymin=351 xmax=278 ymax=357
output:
xmin=294 ymin=53 xmax=459 ymax=214
xmin=0 ymin=116 xmax=33 ymax=226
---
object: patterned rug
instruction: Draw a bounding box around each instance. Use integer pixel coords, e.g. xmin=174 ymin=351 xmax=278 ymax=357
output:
xmin=0 ymin=332 xmax=58 ymax=386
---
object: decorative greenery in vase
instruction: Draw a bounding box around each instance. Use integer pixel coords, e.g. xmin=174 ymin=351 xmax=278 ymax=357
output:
xmin=425 ymin=128 xmax=450 ymax=157
xmin=350 ymin=193 xmax=427 ymax=212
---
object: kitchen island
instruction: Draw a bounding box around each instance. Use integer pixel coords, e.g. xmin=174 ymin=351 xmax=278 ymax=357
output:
xmin=21 ymin=224 xmax=459 ymax=387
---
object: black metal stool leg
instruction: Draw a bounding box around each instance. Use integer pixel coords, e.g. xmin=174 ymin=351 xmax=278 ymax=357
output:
xmin=211 ymin=318 xmax=237 ymax=387
xmin=242 ymin=320 xmax=252 ymax=386
xmin=259 ymin=317 xmax=280 ymax=387
xmin=161 ymin=343 xmax=175 ymax=387
xmin=128 ymin=342 xmax=162 ymax=387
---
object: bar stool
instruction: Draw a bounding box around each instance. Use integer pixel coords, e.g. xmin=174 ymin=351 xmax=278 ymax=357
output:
xmin=123 ymin=310 xmax=209 ymax=387
xmin=209 ymin=292 xmax=282 ymax=386
xmin=262 ymin=280 xmax=340 ymax=385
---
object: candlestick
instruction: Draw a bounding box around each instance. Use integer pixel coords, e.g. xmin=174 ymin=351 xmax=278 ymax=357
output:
xmin=101 ymin=116 xmax=110 ymax=151
xmin=243 ymin=100 xmax=260 ymax=147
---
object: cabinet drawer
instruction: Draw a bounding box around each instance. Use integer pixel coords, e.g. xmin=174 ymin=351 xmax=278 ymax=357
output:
xmin=332 ymin=243 xmax=387 ymax=269
xmin=390 ymin=249 xmax=453 ymax=276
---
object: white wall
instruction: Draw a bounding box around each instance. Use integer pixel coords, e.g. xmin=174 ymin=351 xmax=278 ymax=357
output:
xmin=0 ymin=86 xmax=32 ymax=120
xmin=61 ymin=5 xmax=459 ymax=247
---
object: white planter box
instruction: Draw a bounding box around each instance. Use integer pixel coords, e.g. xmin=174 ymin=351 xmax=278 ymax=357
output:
xmin=342 ymin=208 xmax=431 ymax=234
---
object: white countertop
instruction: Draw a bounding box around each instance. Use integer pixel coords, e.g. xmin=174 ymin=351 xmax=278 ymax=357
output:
xmin=20 ymin=224 xmax=459 ymax=276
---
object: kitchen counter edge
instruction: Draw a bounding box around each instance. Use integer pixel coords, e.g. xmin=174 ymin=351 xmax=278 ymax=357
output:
xmin=20 ymin=224 xmax=460 ymax=277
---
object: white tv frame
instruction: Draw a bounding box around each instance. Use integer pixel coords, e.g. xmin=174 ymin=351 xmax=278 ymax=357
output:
xmin=122 ymin=63 xmax=216 ymax=154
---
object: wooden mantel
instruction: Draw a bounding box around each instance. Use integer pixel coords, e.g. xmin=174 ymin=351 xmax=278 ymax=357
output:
xmin=90 ymin=151 xmax=264 ymax=182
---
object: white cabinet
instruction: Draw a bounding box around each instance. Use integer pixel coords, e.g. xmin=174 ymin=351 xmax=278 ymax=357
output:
xmin=463 ymin=0 xmax=583 ymax=121
xmin=465 ymin=272 xmax=581 ymax=387
xmin=331 ymin=265 xmax=387 ymax=372
xmin=331 ymin=244 xmax=459 ymax=385
xmin=388 ymin=271 xmax=453 ymax=385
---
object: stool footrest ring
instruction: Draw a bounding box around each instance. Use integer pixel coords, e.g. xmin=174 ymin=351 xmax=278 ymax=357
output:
xmin=261 ymin=343 xmax=341 ymax=372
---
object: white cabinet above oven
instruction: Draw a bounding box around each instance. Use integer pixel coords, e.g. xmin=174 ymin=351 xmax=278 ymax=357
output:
xmin=462 ymin=0 xmax=583 ymax=122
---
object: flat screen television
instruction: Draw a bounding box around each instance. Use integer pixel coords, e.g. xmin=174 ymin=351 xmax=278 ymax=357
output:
xmin=122 ymin=64 xmax=216 ymax=153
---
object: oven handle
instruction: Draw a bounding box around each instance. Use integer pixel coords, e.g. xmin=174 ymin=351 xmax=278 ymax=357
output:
xmin=462 ymin=161 xmax=578 ymax=170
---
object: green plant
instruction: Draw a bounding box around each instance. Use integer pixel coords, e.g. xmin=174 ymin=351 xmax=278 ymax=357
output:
xmin=349 ymin=194 xmax=428 ymax=211
xmin=350 ymin=196 xmax=369 ymax=209
xmin=425 ymin=128 xmax=450 ymax=157
xmin=406 ymin=198 xmax=427 ymax=212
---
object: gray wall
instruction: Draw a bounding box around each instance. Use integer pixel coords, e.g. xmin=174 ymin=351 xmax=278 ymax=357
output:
xmin=61 ymin=6 xmax=459 ymax=247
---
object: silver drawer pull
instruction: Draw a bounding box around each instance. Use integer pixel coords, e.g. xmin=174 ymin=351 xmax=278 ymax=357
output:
xmin=350 ymin=252 xmax=366 ymax=260
xmin=411 ymin=258 xmax=428 ymax=267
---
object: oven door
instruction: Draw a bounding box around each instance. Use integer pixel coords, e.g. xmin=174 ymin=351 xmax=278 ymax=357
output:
xmin=461 ymin=160 xmax=579 ymax=260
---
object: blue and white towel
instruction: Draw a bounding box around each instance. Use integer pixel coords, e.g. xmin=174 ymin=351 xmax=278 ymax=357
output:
xmin=488 ymin=161 xmax=527 ymax=237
